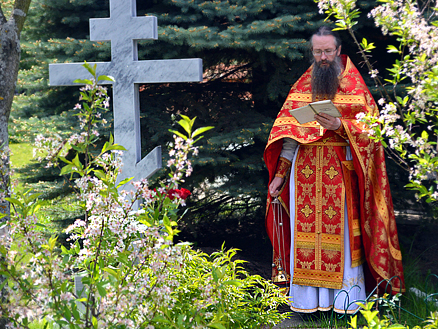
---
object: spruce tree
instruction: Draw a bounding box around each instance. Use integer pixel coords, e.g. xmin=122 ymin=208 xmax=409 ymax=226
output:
xmin=12 ymin=0 xmax=431 ymax=247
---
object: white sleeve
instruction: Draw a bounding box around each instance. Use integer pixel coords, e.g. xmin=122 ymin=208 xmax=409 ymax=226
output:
xmin=279 ymin=138 xmax=298 ymax=162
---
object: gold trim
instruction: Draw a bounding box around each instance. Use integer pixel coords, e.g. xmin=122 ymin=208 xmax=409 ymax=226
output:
xmin=297 ymin=241 xmax=316 ymax=249
xmin=341 ymin=160 xmax=355 ymax=170
xmin=284 ymin=92 xmax=369 ymax=105
xmin=351 ymin=257 xmax=365 ymax=268
xmin=278 ymin=195 xmax=290 ymax=218
xmin=290 ymin=304 xmax=361 ymax=315
xmin=293 ymin=268 xmax=344 ymax=290
xmin=292 ymin=144 xmax=347 ymax=289
xmin=369 ymin=162 xmax=402 ymax=261
xmin=321 ymin=243 xmax=341 ymax=251
xmin=353 ymin=228 xmax=361 ymax=236
xmin=308 ymin=142 xmax=349 ymax=146
xmin=316 ymin=145 xmax=323 ymax=272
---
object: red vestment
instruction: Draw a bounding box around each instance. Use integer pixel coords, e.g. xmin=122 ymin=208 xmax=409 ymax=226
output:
xmin=264 ymin=55 xmax=405 ymax=293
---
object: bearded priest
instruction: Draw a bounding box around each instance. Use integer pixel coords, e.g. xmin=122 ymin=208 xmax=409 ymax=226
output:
xmin=264 ymin=25 xmax=404 ymax=314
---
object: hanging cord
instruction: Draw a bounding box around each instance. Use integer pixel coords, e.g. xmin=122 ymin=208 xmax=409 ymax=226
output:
xmin=272 ymin=197 xmax=287 ymax=282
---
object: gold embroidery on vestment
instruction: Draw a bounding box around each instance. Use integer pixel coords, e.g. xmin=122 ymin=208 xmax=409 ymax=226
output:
xmin=297 ymin=260 xmax=315 ymax=270
xmin=300 ymin=222 xmax=314 ymax=232
xmin=325 ymin=166 xmax=339 ymax=180
xmin=298 ymin=248 xmax=315 ymax=259
xmin=323 ymin=250 xmax=339 ymax=261
xmin=302 ymin=165 xmax=314 ymax=178
xmin=301 ymin=205 xmax=313 ymax=218
xmin=323 ymin=223 xmax=340 ymax=234
xmin=324 ymin=263 xmax=339 ymax=272
xmin=325 ymin=206 xmax=337 ymax=219
xmin=293 ymin=136 xmax=346 ymax=289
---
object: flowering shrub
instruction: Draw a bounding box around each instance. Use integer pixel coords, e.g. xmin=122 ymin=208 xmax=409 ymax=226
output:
xmin=0 ymin=63 xmax=288 ymax=328
xmin=317 ymin=0 xmax=438 ymax=202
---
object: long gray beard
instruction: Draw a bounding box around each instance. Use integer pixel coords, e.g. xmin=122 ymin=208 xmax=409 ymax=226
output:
xmin=311 ymin=56 xmax=342 ymax=101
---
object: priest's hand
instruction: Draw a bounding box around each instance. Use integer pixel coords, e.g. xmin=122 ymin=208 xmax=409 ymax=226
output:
xmin=269 ymin=176 xmax=284 ymax=197
xmin=314 ymin=113 xmax=341 ymax=130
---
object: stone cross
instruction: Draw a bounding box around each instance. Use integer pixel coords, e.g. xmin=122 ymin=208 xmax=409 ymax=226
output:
xmin=49 ymin=0 xmax=202 ymax=188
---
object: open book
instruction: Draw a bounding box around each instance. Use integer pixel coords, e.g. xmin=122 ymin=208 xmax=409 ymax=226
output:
xmin=289 ymin=100 xmax=341 ymax=124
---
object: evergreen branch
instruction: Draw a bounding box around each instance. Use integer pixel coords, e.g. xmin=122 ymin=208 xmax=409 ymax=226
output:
xmin=190 ymin=194 xmax=234 ymax=211
xmin=207 ymin=63 xmax=252 ymax=82
xmin=13 ymin=0 xmax=31 ymax=34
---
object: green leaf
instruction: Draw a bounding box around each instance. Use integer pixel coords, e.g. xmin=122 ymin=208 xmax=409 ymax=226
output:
xmin=82 ymin=61 xmax=96 ymax=77
xmin=0 ymin=277 xmax=8 ymax=292
xmin=75 ymin=242 xmax=80 ymax=254
xmin=117 ymin=177 xmax=133 ymax=188
xmin=221 ymin=279 xmax=244 ymax=287
xmin=168 ymin=129 xmax=187 ymax=140
xmin=93 ymin=170 xmax=106 ymax=181
xmin=178 ymin=117 xmax=192 ymax=135
xmin=49 ymin=236 xmax=57 ymax=250
xmin=388 ymin=324 xmax=406 ymax=329
xmin=73 ymin=78 xmax=93 ymax=85
xmin=103 ymin=143 xmax=126 ymax=153
xmin=64 ymin=306 xmax=72 ymax=320
xmin=96 ymin=281 xmax=107 ymax=297
xmin=97 ymin=75 xmax=115 ymax=82
xmin=61 ymin=245 xmax=69 ymax=254
xmin=421 ymin=130 xmax=429 ymax=140
xmin=152 ymin=315 xmax=172 ymax=324
xmin=192 ymin=126 xmax=215 ymax=138
xmin=117 ymin=252 xmax=129 ymax=265
xmin=103 ymin=267 xmax=119 ymax=279
xmin=60 ymin=164 xmax=75 ymax=176
xmin=208 ymin=323 xmax=227 ymax=329
xmin=349 ymin=315 xmax=358 ymax=328
xmin=72 ymin=308 xmax=80 ymax=320
xmin=5 ymin=197 xmax=23 ymax=208
xmin=361 ymin=310 xmax=379 ymax=323
xmin=72 ymin=154 xmax=83 ymax=171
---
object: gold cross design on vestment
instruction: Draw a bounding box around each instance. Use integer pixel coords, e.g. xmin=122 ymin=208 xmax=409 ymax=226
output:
xmin=301 ymin=165 xmax=314 ymax=179
xmin=325 ymin=206 xmax=337 ymax=219
xmin=325 ymin=166 xmax=339 ymax=180
xmin=301 ymin=204 xmax=314 ymax=218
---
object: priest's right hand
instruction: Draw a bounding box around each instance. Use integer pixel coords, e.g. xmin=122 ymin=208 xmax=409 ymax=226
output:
xmin=269 ymin=176 xmax=284 ymax=197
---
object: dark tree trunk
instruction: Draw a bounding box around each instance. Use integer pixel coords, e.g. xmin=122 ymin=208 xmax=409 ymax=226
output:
xmin=0 ymin=2 xmax=32 ymax=327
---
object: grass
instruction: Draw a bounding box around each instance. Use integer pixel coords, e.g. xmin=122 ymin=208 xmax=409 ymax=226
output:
xmin=10 ymin=142 xmax=34 ymax=174
xmin=9 ymin=142 xmax=82 ymax=235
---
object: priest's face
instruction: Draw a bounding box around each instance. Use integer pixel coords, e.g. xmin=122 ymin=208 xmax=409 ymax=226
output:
xmin=311 ymin=35 xmax=341 ymax=65
xmin=311 ymin=35 xmax=342 ymax=101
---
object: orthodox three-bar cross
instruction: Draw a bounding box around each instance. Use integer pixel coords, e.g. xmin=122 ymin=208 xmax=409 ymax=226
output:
xmin=49 ymin=0 xmax=202 ymax=190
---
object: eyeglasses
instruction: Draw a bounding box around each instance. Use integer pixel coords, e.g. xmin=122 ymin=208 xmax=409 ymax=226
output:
xmin=312 ymin=48 xmax=337 ymax=56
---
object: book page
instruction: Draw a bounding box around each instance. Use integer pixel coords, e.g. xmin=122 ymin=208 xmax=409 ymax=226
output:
xmin=310 ymin=100 xmax=341 ymax=118
xmin=289 ymin=105 xmax=317 ymax=124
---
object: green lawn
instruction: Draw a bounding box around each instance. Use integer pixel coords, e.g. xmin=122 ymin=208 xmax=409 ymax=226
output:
xmin=9 ymin=142 xmax=82 ymax=234
xmin=10 ymin=142 xmax=34 ymax=170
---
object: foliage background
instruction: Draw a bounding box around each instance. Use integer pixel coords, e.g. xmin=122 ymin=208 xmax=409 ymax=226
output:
xmin=10 ymin=0 xmax=433 ymax=248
